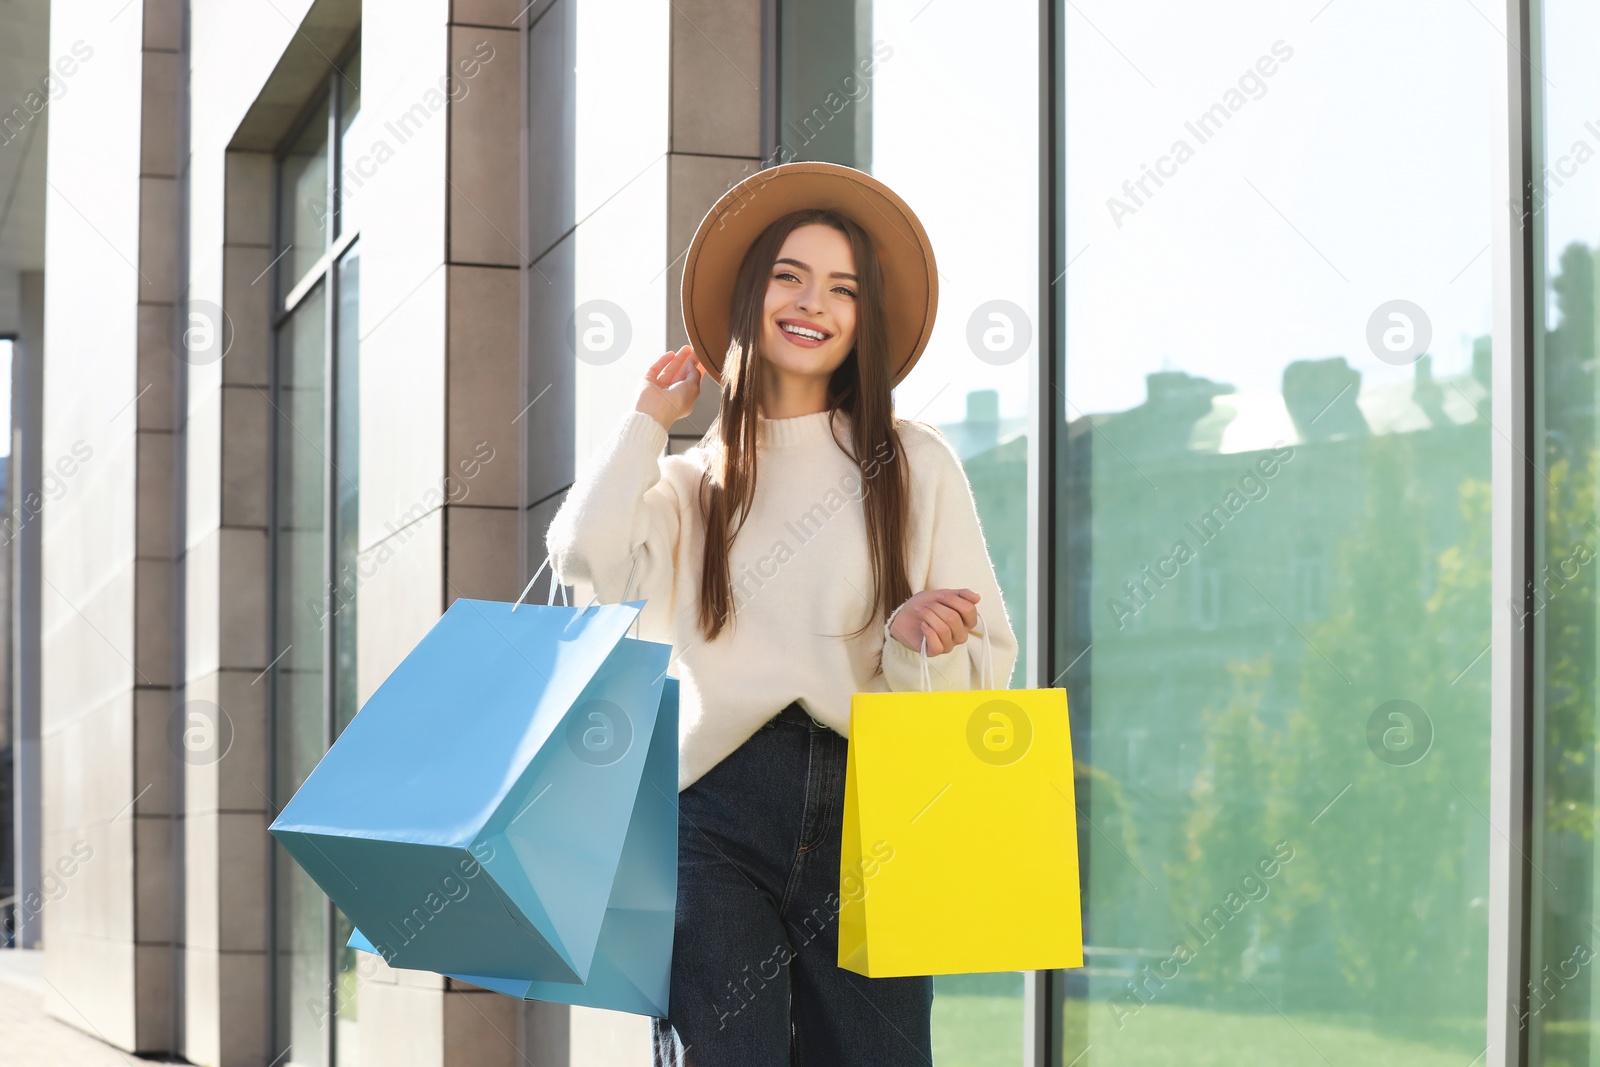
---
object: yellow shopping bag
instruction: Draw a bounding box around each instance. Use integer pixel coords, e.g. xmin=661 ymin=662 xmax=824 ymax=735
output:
xmin=839 ymin=611 xmax=1083 ymax=977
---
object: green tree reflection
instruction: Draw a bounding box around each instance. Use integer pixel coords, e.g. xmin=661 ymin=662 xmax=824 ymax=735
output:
xmin=1062 ymin=336 xmax=1494 ymax=1061
xmin=1534 ymin=239 xmax=1600 ymax=1066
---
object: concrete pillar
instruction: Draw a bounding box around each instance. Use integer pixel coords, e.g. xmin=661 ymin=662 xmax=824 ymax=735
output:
xmin=39 ymin=0 xmax=182 ymax=1052
xmin=37 ymin=0 xmax=185 ymax=1051
xmin=132 ymin=0 xmax=185 ymax=1052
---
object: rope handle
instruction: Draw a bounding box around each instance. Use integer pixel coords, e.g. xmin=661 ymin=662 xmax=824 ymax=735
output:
xmin=514 ymin=548 xmax=646 ymax=639
xmin=913 ymin=604 xmax=995 ymax=693
xmin=513 ymin=555 xmax=568 ymax=611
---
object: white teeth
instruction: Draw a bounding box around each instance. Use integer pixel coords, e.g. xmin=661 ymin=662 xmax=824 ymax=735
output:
xmin=781 ymin=322 xmax=827 ymax=342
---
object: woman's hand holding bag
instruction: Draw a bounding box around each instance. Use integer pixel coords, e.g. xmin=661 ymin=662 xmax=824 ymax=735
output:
xmin=886 ymin=587 xmax=982 ymax=656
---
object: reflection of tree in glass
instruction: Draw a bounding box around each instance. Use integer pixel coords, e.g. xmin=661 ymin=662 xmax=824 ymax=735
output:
xmin=1535 ymin=240 xmax=1600 ymax=1064
xmin=1171 ymin=657 xmax=1287 ymax=997
xmin=1067 ymin=333 xmax=1494 ymax=1060
xmin=1289 ymin=435 xmax=1488 ymax=1024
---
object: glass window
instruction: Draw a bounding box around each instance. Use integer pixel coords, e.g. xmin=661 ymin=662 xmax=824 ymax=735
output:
xmin=1052 ymin=4 xmax=1494 ymax=1064
xmin=278 ymin=50 xmax=361 ymax=296
xmin=270 ymin=48 xmax=361 ymax=1067
xmin=775 ymin=0 xmax=872 ymax=169
xmin=776 ymin=0 xmax=1039 ymax=1057
xmin=1531 ymin=0 xmax=1600 ymax=1061
xmin=336 ymin=52 xmax=363 ymax=238
xmin=271 ymin=246 xmax=362 ymax=1067
xmin=279 ymin=100 xmax=331 ymax=295
xmin=331 ymin=243 xmax=361 ymax=1064
xmin=272 ymin=280 xmax=331 ymax=1067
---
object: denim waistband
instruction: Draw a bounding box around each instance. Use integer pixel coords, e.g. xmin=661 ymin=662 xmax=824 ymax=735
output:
xmin=768 ymin=700 xmax=824 ymax=730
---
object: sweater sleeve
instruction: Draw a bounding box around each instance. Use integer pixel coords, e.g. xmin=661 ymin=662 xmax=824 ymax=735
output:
xmin=880 ymin=428 xmax=1020 ymax=694
xmin=544 ymin=410 xmax=685 ymax=614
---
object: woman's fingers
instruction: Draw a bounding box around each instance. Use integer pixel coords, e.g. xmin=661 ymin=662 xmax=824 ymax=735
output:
xmin=932 ymin=590 xmax=978 ymax=629
xmin=646 ymin=352 xmax=676 ymax=385
xmin=918 ymin=603 xmax=956 ymax=650
xmin=667 ymin=356 xmax=701 ymax=410
xmin=648 ymin=346 xmax=696 ymax=386
xmin=671 ymin=347 xmax=701 ymax=389
xmin=885 ymin=588 xmax=986 ymax=655
xmin=925 ymin=600 xmax=969 ymax=646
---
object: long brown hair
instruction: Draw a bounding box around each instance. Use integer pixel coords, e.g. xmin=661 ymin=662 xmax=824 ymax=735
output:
xmin=694 ymin=209 xmax=912 ymax=654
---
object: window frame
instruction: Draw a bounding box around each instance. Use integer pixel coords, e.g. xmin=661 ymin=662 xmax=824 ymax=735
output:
xmin=266 ymin=36 xmax=362 ymax=1067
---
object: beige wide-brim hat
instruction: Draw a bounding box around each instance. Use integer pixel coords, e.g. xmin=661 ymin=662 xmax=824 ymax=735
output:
xmin=680 ymin=161 xmax=938 ymax=387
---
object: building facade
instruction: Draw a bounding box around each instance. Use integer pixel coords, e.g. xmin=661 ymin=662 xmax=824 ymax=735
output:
xmin=4 ymin=0 xmax=1599 ymax=1066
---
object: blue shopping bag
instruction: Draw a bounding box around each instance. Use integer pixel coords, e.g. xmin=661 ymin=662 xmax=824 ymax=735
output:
xmin=269 ymin=555 xmax=679 ymax=1017
xmin=348 ymin=674 xmax=677 ymax=1016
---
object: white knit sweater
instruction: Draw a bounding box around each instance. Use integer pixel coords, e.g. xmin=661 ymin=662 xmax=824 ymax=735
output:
xmin=544 ymin=407 xmax=1019 ymax=791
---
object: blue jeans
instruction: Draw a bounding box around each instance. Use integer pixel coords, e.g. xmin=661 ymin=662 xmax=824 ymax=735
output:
xmin=650 ymin=701 xmax=934 ymax=1067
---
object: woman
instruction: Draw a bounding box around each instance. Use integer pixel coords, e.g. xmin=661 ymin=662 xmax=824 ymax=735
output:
xmin=545 ymin=161 xmax=1018 ymax=1066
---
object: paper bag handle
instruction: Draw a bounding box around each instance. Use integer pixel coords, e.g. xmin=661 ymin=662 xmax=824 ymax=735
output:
xmin=513 ymin=554 xmax=569 ymax=612
xmin=916 ymin=605 xmax=995 ymax=693
xmin=517 ymin=549 xmax=646 ymax=639
xmin=588 ymin=548 xmax=644 ymax=641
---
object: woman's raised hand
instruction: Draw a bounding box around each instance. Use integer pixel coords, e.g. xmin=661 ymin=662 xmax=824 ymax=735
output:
xmin=890 ymin=588 xmax=982 ymax=656
xmin=637 ymin=345 xmax=703 ymax=431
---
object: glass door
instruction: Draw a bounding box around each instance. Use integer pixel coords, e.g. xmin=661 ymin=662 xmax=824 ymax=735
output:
xmin=1050 ymin=3 xmax=1496 ymax=1063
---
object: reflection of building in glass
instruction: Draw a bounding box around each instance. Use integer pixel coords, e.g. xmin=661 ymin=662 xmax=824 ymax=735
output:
xmin=1063 ymin=344 xmax=1493 ymax=1017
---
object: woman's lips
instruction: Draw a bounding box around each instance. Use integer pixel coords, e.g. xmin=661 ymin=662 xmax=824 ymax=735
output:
xmin=778 ymin=320 xmax=831 ymax=348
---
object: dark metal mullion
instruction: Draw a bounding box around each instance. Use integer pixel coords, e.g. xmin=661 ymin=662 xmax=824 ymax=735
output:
xmin=1028 ymin=0 xmax=1063 ymax=1062
xmin=321 ymin=69 xmax=341 ymax=1067
xmin=274 ymin=229 xmax=359 ymax=331
xmin=1516 ymin=0 xmax=1540 ymax=1061
xmin=1486 ymin=0 xmax=1538 ymax=1061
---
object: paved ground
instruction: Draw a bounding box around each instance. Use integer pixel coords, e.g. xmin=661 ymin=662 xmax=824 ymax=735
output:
xmin=0 ymin=949 xmax=188 ymax=1066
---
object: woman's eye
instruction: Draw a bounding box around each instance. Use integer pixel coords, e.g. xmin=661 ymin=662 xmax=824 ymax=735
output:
xmin=775 ymin=270 xmax=800 ymax=283
xmin=832 ymin=285 xmax=857 ymax=299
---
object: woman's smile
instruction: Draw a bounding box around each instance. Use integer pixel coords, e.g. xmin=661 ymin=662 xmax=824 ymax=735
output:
xmin=776 ymin=318 xmax=833 ymax=347
xmin=760 ymin=222 xmax=859 ymax=382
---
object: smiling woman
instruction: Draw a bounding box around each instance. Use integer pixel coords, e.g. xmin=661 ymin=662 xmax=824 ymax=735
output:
xmin=546 ymin=160 xmax=1019 ymax=1067
xmin=758 ymin=223 xmax=859 ymax=382
xmin=686 ymin=203 xmax=912 ymax=646
xmin=760 ymin=224 xmax=861 ymax=393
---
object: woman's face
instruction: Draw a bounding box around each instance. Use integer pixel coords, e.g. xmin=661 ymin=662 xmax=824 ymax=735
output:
xmin=759 ymin=223 xmax=858 ymax=382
